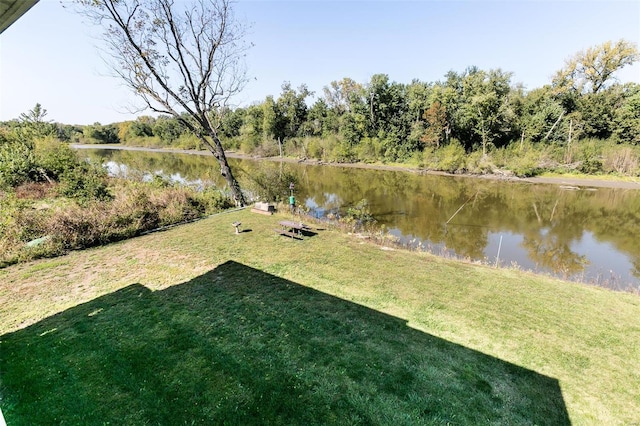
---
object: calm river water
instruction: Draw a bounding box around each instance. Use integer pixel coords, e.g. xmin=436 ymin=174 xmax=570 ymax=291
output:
xmin=80 ymin=147 xmax=640 ymax=291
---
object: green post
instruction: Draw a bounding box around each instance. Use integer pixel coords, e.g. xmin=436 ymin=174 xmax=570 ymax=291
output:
xmin=289 ymin=182 xmax=295 ymax=214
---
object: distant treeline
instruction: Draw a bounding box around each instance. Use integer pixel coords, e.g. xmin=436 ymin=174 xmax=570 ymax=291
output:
xmin=3 ymin=40 xmax=639 ymax=177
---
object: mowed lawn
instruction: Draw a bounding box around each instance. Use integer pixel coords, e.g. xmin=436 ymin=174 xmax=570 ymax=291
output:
xmin=1 ymin=209 xmax=639 ymax=425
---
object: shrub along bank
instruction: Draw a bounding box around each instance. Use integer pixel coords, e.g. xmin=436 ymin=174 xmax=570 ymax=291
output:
xmin=0 ymin=180 xmax=233 ymax=267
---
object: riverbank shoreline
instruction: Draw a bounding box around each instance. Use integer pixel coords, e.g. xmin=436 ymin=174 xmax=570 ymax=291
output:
xmin=71 ymin=144 xmax=640 ymax=190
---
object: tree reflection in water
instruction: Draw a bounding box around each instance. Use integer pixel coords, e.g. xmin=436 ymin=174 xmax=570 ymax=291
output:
xmin=522 ymin=233 xmax=589 ymax=278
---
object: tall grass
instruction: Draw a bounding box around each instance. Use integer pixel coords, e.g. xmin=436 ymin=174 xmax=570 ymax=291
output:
xmin=0 ymin=180 xmax=233 ymax=267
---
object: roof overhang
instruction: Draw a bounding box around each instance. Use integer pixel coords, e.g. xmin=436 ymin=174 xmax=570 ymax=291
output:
xmin=0 ymin=0 xmax=40 ymax=34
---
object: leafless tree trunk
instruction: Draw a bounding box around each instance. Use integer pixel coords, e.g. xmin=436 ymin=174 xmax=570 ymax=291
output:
xmin=544 ymin=111 xmax=564 ymax=142
xmin=74 ymin=0 xmax=249 ymax=205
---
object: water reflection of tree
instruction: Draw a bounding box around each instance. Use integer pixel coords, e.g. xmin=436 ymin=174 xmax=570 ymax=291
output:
xmin=632 ymin=260 xmax=640 ymax=280
xmin=514 ymin=191 xmax=591 ymax=276
xmin=443 ymin=224 xmax=488 ymax=259
xmin=86 ymin=149 xmax=224 ymax=184
xmin=521 ymin=233 xmax=589 ymax=278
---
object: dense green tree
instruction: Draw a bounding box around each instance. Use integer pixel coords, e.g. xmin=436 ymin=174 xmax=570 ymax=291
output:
xmin=305 ymin=99 xmax=330 ymax=137
xmin=428 ymin=84 xmax=457 ymax=145
xmin=56 ymin=124 xmax=84 ymax=142
xmin=613 ymin=83 xmax=640 ymax=144
xmin=18 ymin=103 xmax=56 ymax=139
xmin=365 ymin=74 xmax=416 ymax=160
xmin=453 ymin=68 xmax=515 ymax=153
xmin=0 ymin=131 xmax=36 ymax=188
xmin=336 ymin=111 xmax=365 ymax=159
xmin=520 ymin=87 xmax=565 ymax=143
xmin=128 ymin=117 xmax=154 ymax=138
xmin=260 ymin=96 xmax=279 ymax=143
xmin=34 ymin=137 xmax=82 ymax=181
xmin=406 ymin=80 xmax=432 ymax=123
xmin=218 ymin=108 xmax=245 ymax=140
xmin=366 ymin=74 xmax=399 ymax=133
xmin=437 ymin=70 xmax=468 ymax=145
xmin=552 ymin=39 xmax=639 ymax=95
xmin=422 ymin=101 xmax=447 ymax=148
xmin=276 ymin=82 xmax=313 ymax=139
xmin=0 ymin=107 xmax=95 ymax=190
xmin=577 ymin=90 xmax=621 ymax=140
xmin=153 ymin=115 xmax=186 ymax=144
xmin=546 ymin=40 xmax=639 ymax=151
xmin=323 ymin=78 xmax=362 ymax=114
xmin=82 ymin=123 xmax=120 ymax=144
xmin=239 ymin=103 xmax=264 ymax=146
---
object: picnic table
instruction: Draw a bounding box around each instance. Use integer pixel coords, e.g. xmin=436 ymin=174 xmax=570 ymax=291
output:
xmin=275 ymin=220 xmax=312 ymax=239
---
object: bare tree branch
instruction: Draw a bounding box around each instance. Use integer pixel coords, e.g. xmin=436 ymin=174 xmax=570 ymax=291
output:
xmin=74 ymin=0 xmax=250 ymax=205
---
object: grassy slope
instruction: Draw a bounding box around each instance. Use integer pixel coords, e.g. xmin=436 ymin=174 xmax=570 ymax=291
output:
xmin=1 ymin=209 xmax=639 ymax=424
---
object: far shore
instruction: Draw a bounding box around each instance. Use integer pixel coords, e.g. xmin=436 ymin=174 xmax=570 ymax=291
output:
xmin=71 ymin=143 xmax=640 ymax=190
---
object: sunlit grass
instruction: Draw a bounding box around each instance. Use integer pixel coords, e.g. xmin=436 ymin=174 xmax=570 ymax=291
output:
xmin=1 ymin=209 xmax=639 ymax=424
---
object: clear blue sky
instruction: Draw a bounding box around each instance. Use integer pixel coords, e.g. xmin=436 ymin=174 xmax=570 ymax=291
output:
xmin=1 ymin=0 xmax=639 ymax=125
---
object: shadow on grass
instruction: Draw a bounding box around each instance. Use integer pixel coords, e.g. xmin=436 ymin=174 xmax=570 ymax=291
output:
xmin=0 ymin=261 xmax=570 ymax=425
xmin=300 ymin=229 xmax=318 ymax=237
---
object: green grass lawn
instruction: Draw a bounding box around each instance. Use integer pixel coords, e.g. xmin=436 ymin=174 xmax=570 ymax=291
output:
xmin=1 ymin=209 xmax=639 ymax=425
